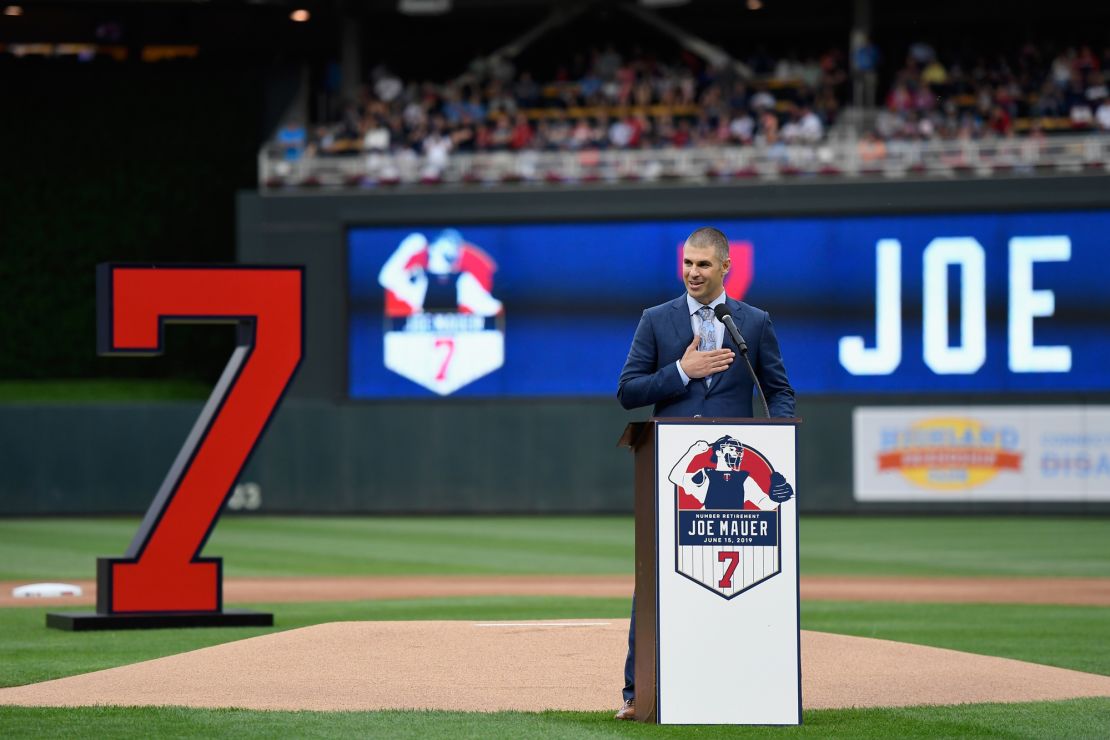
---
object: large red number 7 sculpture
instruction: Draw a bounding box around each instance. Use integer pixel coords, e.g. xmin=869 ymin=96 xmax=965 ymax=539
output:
xmin=48 ymin=265 xmax=303 ymax=630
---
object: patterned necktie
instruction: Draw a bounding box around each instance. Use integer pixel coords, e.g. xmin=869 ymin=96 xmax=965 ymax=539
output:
xmin=697 ymin=306 xmax=716 ymax=351
xmin=697 ymin=305 xmax=716 ymax=386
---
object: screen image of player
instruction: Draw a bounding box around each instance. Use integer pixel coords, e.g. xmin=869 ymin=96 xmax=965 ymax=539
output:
xmin=347 ymin=211 xmax=1110 ymax=399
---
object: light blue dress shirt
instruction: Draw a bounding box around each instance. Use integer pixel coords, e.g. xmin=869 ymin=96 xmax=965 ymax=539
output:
xmin=675 ymin=291 xmax=728 ymax=386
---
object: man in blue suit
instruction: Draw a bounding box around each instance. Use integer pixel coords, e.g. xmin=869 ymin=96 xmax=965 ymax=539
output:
xmin=613 ymin=226 xmax=795 ymax=720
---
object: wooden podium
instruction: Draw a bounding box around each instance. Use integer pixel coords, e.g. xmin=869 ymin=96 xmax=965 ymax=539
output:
xmin=619 ymin=418 xmax=802 ymax=725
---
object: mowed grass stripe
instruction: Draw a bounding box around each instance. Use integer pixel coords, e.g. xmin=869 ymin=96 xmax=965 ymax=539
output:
xmin=211 ymin=517 xmax=631 ymax=576
xmin=803 ymin=601 xmax=1110 ymax=678
xmin=1 ymin=516 xmax=1108 ymax=580
xmin=801 ymin=516 xmax=1110 ymax=577
xmin=1 ymin=699 xmax=1108 ymax=739
xmin=0 ymin=517 xmax=634 ymax=580
xmin=0 ymin=522 xmax=140 ymax=581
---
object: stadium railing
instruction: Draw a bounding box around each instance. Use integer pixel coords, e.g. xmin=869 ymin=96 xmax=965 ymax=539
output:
xmin=259 ymin=132 xmax=1110 ymax=189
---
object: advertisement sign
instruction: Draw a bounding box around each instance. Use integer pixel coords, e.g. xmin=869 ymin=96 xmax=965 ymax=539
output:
xmin=854 ymin=406 xmax=1110 ymax=502
xmin=348 ymin=210 xmax=1110 ymax=399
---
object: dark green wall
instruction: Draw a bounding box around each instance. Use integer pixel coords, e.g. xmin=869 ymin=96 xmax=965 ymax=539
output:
xmin=0 ymin=58 xmax=267 ymax=384
xmin=4 ymin=396 xmax=1107 ymax=515
xmin=6 ymin=178 xmax=1110 ymax=515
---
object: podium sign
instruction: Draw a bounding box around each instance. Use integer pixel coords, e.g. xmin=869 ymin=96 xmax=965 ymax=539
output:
xmin=624 ymin=419 xmax=801 ymax=725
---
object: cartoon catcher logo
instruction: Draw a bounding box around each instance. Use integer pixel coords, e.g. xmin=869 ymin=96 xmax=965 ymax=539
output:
xmin=377 ymin=229 xmax=504 ymax=395
xmin=671 ymin=436 xmax=794 ymax=599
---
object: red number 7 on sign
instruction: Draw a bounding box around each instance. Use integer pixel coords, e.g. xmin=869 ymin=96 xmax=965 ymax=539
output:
xmin=94 ymin=265 xmax=303 ymax=616
xmin=718 ymin=551 xmax=740 ymax=589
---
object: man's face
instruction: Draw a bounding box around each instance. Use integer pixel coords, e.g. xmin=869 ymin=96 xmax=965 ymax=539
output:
xmin=717 ymin=442 xmax=742 ymax=470
xmin=427 ymin=235 xmax=461 ymax=275
xmin=682 ymin=243 xmax=730 ymax=304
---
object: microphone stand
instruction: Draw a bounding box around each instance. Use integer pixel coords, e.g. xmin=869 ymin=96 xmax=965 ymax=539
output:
xmin=714 ymin=305 xmax=770 ymax=418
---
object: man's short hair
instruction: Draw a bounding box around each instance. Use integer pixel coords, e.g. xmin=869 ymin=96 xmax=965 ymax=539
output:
xmin=685 ymin=227 xmax=729 ymax=263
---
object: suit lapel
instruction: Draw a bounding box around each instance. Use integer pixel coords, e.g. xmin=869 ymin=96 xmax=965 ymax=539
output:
xmin=669 ymin=294 xmax=694 ymax=347
xmin=719 ymin=298 xmax=746 ymax=351
xmin=707 ymin=298 xmax=745 ymax=397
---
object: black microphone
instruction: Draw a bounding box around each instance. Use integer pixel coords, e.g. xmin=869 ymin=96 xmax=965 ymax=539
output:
xmin=713 ymin=303 xmax=770 ymax=418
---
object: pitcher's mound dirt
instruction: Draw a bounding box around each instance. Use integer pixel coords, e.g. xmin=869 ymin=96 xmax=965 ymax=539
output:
xmin=2 ymin=620 xmax=1109 ymax=712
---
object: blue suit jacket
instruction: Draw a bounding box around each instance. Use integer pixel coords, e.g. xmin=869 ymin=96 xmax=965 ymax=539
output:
xmin=617 ymin=294 xmax=796 ymax=418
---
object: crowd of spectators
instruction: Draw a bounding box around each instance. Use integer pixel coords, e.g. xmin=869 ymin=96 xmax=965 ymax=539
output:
xmin=279 ymin=45 xmax=848 ymax=165
xmin=275 ymin=39 xmax=1110 ymax=178
xmin=877 ymin=42 xmax=1110 ymax=141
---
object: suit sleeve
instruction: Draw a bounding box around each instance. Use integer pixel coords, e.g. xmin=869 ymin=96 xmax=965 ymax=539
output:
xmin=756 ymin=313 xmax=796 ymax=418
xmin=617 ymin=310 xmax=688 ymax=410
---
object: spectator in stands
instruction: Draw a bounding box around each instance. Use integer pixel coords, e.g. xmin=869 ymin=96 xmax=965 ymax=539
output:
xmin=277 ymin=122 xmax=306 ymax=161
xmin=372 ymin=65 xmax=403 ymax=104
xmin=452 ymin=113 xmax=477 ymax=153
xmin=774 ymin=53 xmax=805 ymax=83
xmin=628 ymin=114 xmax=649 ymax=148
xmin=1066 ymin=71 xmax=1094 ymax=126
xmin=1076 ymin=46 xmax=1100 ymax=81
xmin=514 ymin=71 xmax=541 ymax=108
xmin=908 ymin=41 xmax=937 ymax=66
xmin=609 ymin=116 xmax=634 ymax=148
xmin=749 ymin=83 xmax=776 ymax=112
xmin=489 ymin=115 xmax=513 ymax=150
xmin=857 ymin=130 xmax=887 ymax=163
xmin=1035 ymin=80 xmax=1065 ymax=117
xmin=423 ymin=118 xmax=453 ymax=171
xmin=596 ymin=44 xmax=622 ymax=82
xmin=1086 ymin=72 xmax=1108 ymax=105
xmin=921 ymin=55 xmax=947 ymax=86
xmin=728 ymin=110 xmax=755 ymax=144
xmin=987 ymin=105 xmax=1013 ymax=136
xmin=673 ymin=118 xmax=692 ymax=148
xmin=1097 ymin=97 xmax=1110 ymax=130
xmin=545 ymin=113 xmax=570 ymax=150
xmin=757 ymin=110 xmax=780 ymax=146
xmin=363 ymin=115 xmax=390 ymax=152
xmin=653 ymin=115 xmax=675 ymax=148
xmin=474 ymin=120 xmax=494 ymax=151
xmin=510 ymin=113 xmax=534 ymax=150
xmin=797 ymin=105 xmax=824 ymax=143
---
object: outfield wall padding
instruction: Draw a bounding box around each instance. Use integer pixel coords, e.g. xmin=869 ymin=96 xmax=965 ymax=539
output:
xmin=2 ymin=399 xmax=1106 ymax=515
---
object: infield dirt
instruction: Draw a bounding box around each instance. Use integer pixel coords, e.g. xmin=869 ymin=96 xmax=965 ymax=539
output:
xmin=2 ymin=620 xmax=1110 ymax=712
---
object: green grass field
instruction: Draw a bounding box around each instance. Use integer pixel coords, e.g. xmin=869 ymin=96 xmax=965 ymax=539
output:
xmin=1 ymin=516 xmax=1108 ymax=738
xmin=1 ymin=515 xmax=1108 ymax=580
xmin=2 ymin=699 xmax=1108 ymax=739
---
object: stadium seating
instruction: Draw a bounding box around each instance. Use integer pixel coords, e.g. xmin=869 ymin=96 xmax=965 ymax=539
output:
xmin=263 ymin=41 xmax=1110 ymax=188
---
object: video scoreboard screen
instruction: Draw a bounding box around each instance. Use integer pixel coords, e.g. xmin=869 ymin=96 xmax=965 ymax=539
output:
xmin=347 ymin=210 xmax=1110 ymax=399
